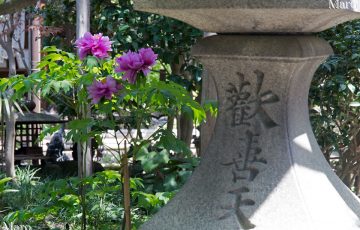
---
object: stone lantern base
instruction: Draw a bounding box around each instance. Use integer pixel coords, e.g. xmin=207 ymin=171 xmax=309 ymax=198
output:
xmin=140 ymin=35 xmax=360 ymax=230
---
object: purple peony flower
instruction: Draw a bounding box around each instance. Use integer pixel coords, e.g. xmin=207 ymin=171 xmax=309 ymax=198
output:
xmin=115 ymin=51 xmax=144 ymax=84
xmin=75 ymin=32 xmax=112 ymax=60
xmin=91 ymin=33 xmax=112 ymax=59
xmin=115 ymin=48 xmax=157 ymax=84
xmin=139 ymin=48 xmax=158 ymax=76
xmin=75 ymin=32 xmax=93 ymax=60
xmin=87 ymin=76 xmax=122 ymax=104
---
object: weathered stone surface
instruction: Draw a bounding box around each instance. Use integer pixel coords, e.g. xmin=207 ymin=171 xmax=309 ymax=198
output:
xmin=134 ymin=0 xmax=360 ymax=33
xmin=200 ymin=69 xmax=217 ymax=156
xmin=140 ymin=35 xmax=360 ymax=230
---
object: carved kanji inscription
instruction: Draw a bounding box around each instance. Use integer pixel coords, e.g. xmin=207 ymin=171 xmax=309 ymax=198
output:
xmin=226 ymin=70 xmax=279 ymax=129
xmin=219 ymin=70 xmax=279 ymax=229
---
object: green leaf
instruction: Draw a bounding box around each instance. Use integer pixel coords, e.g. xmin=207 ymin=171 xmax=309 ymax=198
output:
xmin=156 ymin=130 xmax=192 ymax=155
xmin=130 ymin=177 xmax=144 ymax=190
xmin=45 ymin=53 xmax=64 ymax=62
xmin=155 ymin=192 xmax=174 ymax=204
xmin=133 ymin=191 xmax=158 ymax=209
xmin=96 ymin=170 xmax=121 ymax=181
xmin=59 ymin=194 xmax=80 ymax=206
xmin=137 ymin=146 xmax=170 ymax=172
xmin=0 ymin=177 xmax=12 ymax=185
xmin=348 ymin=83 xmax=356 ymax=93
xmin=59 ymin=80 xmax=72 ymax=93
xmin=85 ymin=56 xmax=99 ymax=68
xmin=68 ymin=118 xmax=93 ymax=129
xmin=163 ymin=173 xmax=178 ymax=191
xmin=118 ymin=24 xmax=130 ymax=32
xmin=38 ymin=124 xmax=61 ymax=142
xmin=42 ymin=46 xmax=60 ymax=53
xmin=204 ymin=99 xmax=218 ymax=117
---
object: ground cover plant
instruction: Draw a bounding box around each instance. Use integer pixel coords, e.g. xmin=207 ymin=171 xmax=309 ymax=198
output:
xmin=0 ymin=163 xmax=198 ymax=229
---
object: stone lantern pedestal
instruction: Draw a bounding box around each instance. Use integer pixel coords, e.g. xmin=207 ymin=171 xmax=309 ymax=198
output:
xmin=134 ymin=1 xmax=360 ymax=229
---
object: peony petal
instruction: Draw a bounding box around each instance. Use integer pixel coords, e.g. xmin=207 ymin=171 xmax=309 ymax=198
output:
xmin=122 ymin=70 xmax=138 ymax=84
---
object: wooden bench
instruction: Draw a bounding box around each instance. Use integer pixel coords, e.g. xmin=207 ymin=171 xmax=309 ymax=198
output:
xmin=14 ymin=147 xmax=51 ymax=165
xmin=14 ymin=153 xmax=50 ymax=161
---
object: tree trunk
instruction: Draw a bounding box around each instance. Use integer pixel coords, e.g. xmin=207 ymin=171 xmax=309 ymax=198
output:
xmin=177 ymin=114 xmax=193 ymax=147
xmin=199 ymin=33 xmax=218 ymax=157
xmin=199 ymin=69 xmax=217 ymax=156
xmin=122 ymin=143 xmax=131 ymax=230
xmin=4 ymin=110 xmax=16 ymax=177
xmin=171 ymin=59 xmax=193 ymax=148
xmin=76 ymin=0 xmax=92 ymax=177
xmin=339 ymin=128 xmax=360 ymax=182
xmin=4 ymin=43 xmax=17 ymax=177
xmin=31 ymin=2 xmax=43 ymax=113
xmin=76 ymin=0 xmax=90 ymax=37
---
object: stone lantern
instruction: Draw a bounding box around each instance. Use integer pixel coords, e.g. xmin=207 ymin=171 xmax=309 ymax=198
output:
xmin=13 ymin=101 xmax=66 ymax=164
xmin=134 ymin=1 xmax=360 ymax=229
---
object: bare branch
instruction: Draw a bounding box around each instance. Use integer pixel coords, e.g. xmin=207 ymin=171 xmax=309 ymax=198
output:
xmin=14 ymin=40 xmax=30 ymax=74
xmin=0 ymin=31 xmax=11 ymax=55
xmin=0 ymin=35 xmax=7 ymax=50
